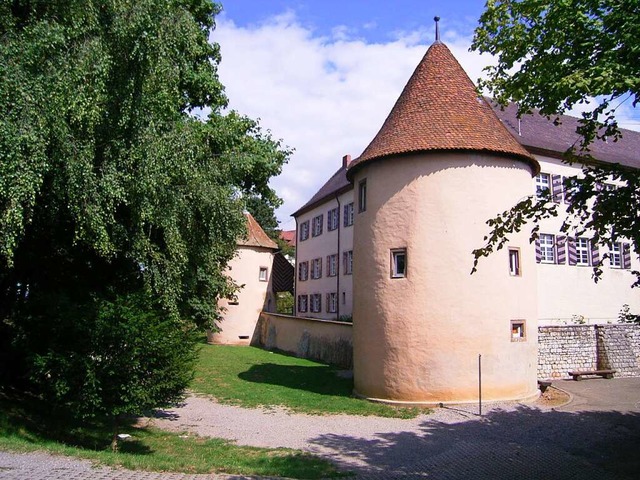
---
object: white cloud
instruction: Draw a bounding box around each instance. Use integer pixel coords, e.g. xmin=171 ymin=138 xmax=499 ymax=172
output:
xmin=212 ymin=13 xmax=497 ymax=229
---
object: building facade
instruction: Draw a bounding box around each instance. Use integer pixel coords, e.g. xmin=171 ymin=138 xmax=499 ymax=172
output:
xmin=208 ymin=213 xmax=279 ymax=345
xmin=292 ymin=38 xmax=640 ymax=405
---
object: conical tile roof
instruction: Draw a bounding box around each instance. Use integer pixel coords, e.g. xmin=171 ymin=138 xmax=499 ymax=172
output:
xmin=347 ymin=41 xmax=539 ymax=179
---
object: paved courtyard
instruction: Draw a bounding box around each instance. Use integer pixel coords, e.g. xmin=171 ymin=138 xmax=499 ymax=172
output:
xmin=1 ymin=377 xmax=639 ymax=479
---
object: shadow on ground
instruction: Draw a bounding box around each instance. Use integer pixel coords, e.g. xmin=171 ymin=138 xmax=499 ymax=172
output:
xmin=238 ymin=362 xmax=353 ymax=396
xmin=311 ymin=405 xmax=640 ymax=479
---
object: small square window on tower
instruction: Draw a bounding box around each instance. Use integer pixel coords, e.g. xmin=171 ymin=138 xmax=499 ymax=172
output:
xmin=510 ymin=320 xmax=526 ymax=342
xmin=259 ymin=267 xmax=268 ymax=282
xmin=508 ymin=248 xmax=521 ymax=276
xmin=391 ymin=249 xmax=407 ymax=278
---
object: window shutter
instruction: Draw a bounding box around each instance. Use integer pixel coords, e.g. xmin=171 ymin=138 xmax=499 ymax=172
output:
xmin=563 ymin=177 xmax=573 ymax=204
xmin=319 ymin=259 xmax=322 ymax=278
xmin=326 ymin=293 xmax=330 ymax=313
xmin=326 ymin=255 xmax=330 ymax=273
xmin=590 ymin=242 xmax=600 ymax=266
xmin=552 ymin=175 xmax=563 ymax=203
xmin=556 ymin=236 xmax=566 ymax=264
xmin=567 ymin=237 xmax=577 ymax=266
xmin=535 ymin=238 xmax=541 ymax=263
xmin=343 ymin=205 xmax=348 ymax=227
xmin=623 ymin=243 xmax=632 ymax=269
xmin=343 ymin=252 xmax=347 ymax=271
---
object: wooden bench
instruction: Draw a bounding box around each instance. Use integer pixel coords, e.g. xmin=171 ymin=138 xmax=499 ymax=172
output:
xmin=568 ymin=369 xmax=616 ymax=381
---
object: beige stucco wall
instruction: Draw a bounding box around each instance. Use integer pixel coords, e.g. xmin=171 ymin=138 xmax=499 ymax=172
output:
xmin=256 ymin=312 xmax=353 ymax=368
xmin=295 ymin=188 xmax=354 ymax=320
xmin=534 ymin=155 xmax=640 ymax=324
xmin=209 ymin=245 xmax=275 ymax=345
xmin=351 ymin=152 xmax=539 ymax=405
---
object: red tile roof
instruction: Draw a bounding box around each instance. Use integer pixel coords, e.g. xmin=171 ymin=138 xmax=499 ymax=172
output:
xmin=347 ymin=41 xmax=538 ymax=179
xmin=239 ymin=213 xmax=278 ymax=250
xmin=279 ymin=230 xmax=296 ymax=247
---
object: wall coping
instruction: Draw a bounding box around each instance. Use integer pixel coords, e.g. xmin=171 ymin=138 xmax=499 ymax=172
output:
xmin=262 ymin=312 xmax=353 ymax=328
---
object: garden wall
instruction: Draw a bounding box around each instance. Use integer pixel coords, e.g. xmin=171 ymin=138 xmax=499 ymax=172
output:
xmin=538 ymin=324 xmax=640 ymax=379
xmin=253 ymin=313 xmax=353 ymax=369
xmin=254 ymin=314 xmax=640 ymax=380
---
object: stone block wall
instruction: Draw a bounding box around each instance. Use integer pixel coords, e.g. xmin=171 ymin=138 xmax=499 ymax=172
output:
xmin=538 ymin=324 xmax=640 ymax=379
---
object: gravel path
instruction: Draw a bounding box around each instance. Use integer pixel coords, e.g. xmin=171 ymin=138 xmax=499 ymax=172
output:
xmin=2 ymin=381 xmax=640 ymax=479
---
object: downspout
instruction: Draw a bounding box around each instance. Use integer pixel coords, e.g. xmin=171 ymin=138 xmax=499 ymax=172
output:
xmin=293 ymin=216 xmax=298 ymax=316
xmin=335 ymin=193 xmax=341 ymax=321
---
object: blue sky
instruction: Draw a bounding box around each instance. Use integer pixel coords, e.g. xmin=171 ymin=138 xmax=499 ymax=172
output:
xmin=213 ymin=1 xmax=639 ymax=229
xmin=220 ymin=0 xmax=483 ymax=43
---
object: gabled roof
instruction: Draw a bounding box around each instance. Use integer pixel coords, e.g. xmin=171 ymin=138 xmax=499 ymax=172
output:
xmin=292 ymin=164 xmax=351 ymax=217
xmin=490 ymin=101 xmax=640 ymax=169
xmin=347 ymin=41 xmax=538 ymax=179
xmin=238 ymin=213 xmax=278 ymax=250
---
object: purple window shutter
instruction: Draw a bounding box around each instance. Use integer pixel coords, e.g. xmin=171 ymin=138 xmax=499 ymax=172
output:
xmin=535 ymin=238 xmax=541 ymax=263
xmin=552 ymin=175 xmax=563 ymax=203
xmin=556 ymin=236 xmax=566 ymax=264
xmin=590 ymin=242 xmax=600 ymax=266
xmin=326 ymin=293 xmax=329 ymax=313
xmin=623 ymin=243 xmax=632 ymax=269
xmin=564 ymin=177 xmax=573 ymax=205
xmin=319 ymin=259 xmax=322 ymax=278
xmin=567 ymin=237 xmax=577 ymax=266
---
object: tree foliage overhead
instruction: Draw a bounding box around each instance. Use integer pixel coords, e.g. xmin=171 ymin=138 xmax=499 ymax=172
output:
xmin=470 ymin=0 xmax=640 ymax=286
xmin=472 ymin=0 xmax=639 ymax=146
xmin=0 ymin=0 xmax=289 ymax=427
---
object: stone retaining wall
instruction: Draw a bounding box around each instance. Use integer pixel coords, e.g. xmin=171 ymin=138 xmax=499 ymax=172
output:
xmin=538 ymin=324 xmax=640 ymax=379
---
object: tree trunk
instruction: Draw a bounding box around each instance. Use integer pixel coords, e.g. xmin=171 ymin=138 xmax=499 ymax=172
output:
xmin=110 ymin=415 xmax=120 ymax=453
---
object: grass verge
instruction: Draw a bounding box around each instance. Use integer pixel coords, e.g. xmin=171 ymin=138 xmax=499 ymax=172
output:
xmin=0 ymin=391 xmax=344 ymax=479
xmin=192 ymin=343 xmax=430 ymax=418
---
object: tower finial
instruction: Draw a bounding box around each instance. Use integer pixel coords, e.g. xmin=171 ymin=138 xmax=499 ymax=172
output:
xmin=434 ymin=16 xmax=441 ymax=43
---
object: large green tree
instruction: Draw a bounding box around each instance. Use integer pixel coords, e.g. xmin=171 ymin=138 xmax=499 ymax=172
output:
xmin=0 ymin=0 xmax=289 ymax=434
xmin=471 ymin=0 xmax=640 ymax=285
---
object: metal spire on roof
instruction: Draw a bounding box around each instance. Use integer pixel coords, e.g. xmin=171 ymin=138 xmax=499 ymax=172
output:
xmin=434 ymin=16 xmax=441 ymax=43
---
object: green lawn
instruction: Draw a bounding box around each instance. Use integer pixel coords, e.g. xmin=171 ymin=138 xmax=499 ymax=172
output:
xmin=0 ymin=391 xmax=343 ymax=479
xmin=192 ymin=343 xmax=429 ymax=418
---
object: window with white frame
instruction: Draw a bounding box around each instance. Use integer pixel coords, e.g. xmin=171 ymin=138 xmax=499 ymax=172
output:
xmin=327 ymin=254 xmax=338 ymax=277
xmin=299 ymin=220 xmax=310 ymax=241
xmin=311 ymin=258 xmax=322 ymax=279
xmin=508 ymin=248 xmax=521 ymax=276
xmin=391 ymin=249 xmax=407 ymax=278
xmin=610 ymin=242 xmax=622 ymax=268
xmin=343 ymin=250 xmax=353 ymax=275
xmin=259 ymin=267 xmax=268 ymax=282
xmin=327 ymin=208 xmax=339 ymax=231
xmin=297 ymin=295 xmax=308 ymax=313
xmin=312 ymin=215 xmax=323 ymax=237
xmin=539 ymin=234 xmax=555 ymax=263
xmin=535 ymin=173 xmax=551 ymax=198
xmin=344 ymin=202 xmax=354 ymax=227
xmin=298 ymin=261 xmax=309 ymax=281
xmin=576 ymin=237 xmax=591 ymax=266
xmin=327 ymin=292 xmax=337 ymax=313
xmin=310 ymin=293 xmax=322 ymax=313
xmin=358 ymin=179 xmax=367 ymax=212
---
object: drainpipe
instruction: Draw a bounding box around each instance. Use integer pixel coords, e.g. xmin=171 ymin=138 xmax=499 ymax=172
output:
xmin=335 ymin=192 xmax=341 ymax=321
xmin=293 ymin=216 xmax=298 ymax=316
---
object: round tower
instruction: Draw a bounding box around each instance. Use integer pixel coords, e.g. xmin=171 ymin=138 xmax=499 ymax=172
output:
xmin=347 ymin=37 xmax=540 ymax=404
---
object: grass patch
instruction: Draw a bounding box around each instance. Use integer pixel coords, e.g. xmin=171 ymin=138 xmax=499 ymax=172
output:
xmin=192 ymin=344 xmax=429 ymax=418
xmin=0 ymin=391 xmax=344 ymax=479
